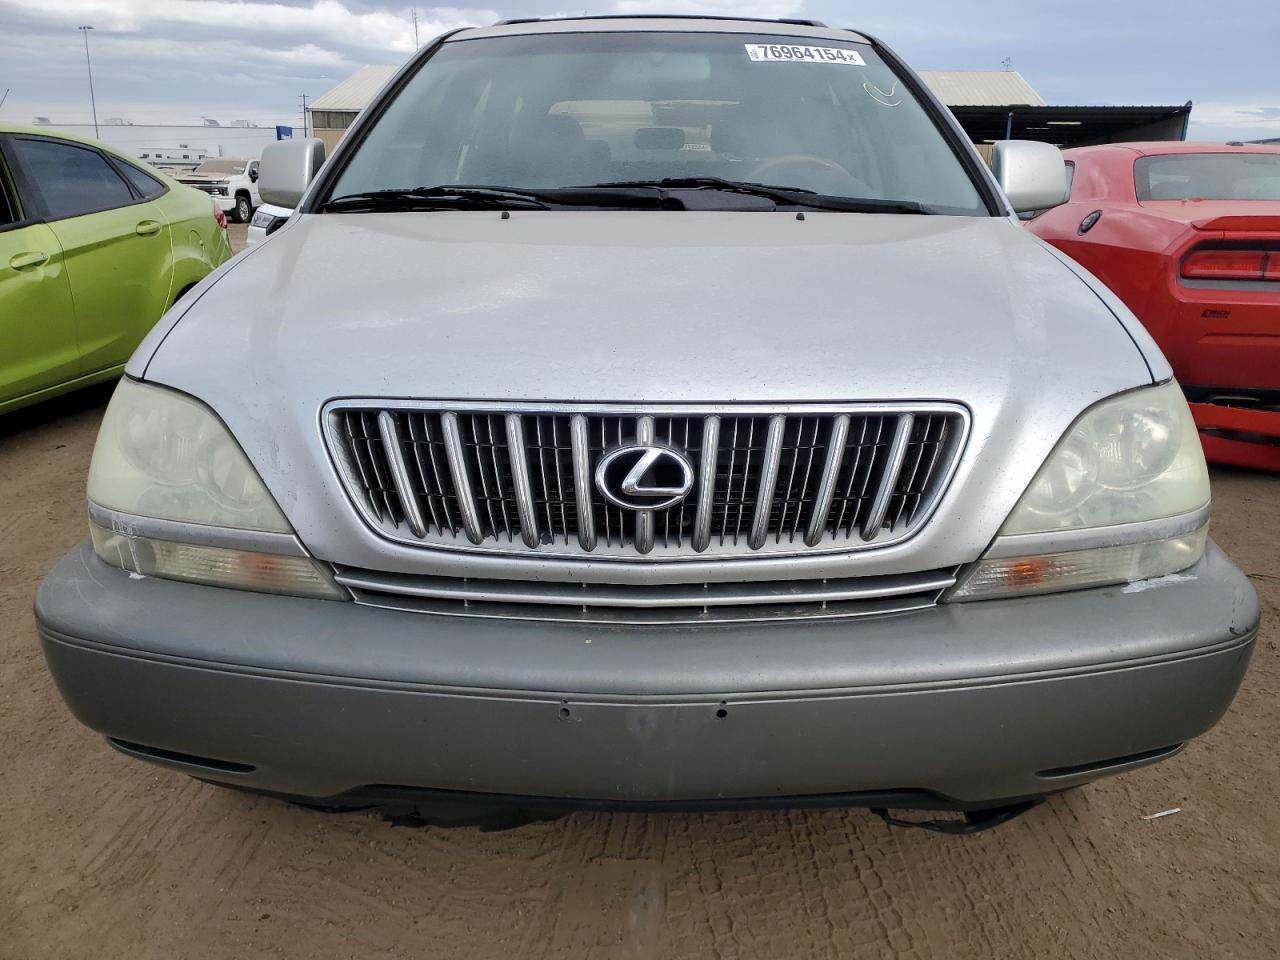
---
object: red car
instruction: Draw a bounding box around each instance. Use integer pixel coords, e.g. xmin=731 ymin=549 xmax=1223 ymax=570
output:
xmin=1027 ymin=142 xmax=1280 ymax=470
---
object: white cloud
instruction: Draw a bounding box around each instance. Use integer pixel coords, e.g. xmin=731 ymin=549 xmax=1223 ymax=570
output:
xmin=1189 ymin=102 xmax=1280 ymax=135
xmin=0 ymin=0 xmax=501 ymax=124
xmin=0 ymin=1 xmax=499 ymax=54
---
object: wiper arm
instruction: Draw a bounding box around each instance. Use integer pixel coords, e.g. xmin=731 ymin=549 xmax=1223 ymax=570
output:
xmin=323 ymin=186 xmax=552 ymax=212
xmin=590 ymin=177 xmax=934 ymax=214
xmin=595 ymin=176 xmax=813 ymax=203
xmin=323 ymin=184 xmax=679 ymax=212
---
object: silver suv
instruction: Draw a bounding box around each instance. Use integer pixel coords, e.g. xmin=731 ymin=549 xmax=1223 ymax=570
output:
xmin=37 ymin=16 xmax=1259 ymax=832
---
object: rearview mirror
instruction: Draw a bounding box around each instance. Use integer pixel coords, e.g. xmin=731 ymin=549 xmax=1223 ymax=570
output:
xmin=990 ymin=140 xmax=1068 ymax=213
xmin=258 ymin=138 xmax=325 ymax=208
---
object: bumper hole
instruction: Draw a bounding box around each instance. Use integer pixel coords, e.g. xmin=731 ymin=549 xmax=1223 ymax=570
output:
xmin=715 ymin=707 xmax=728 ymax=719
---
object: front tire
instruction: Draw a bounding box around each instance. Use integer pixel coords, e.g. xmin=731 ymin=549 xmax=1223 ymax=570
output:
xmin=233 ymin=195 xmax=251 ymax=224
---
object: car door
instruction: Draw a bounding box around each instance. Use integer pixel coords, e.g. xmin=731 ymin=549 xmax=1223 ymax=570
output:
xmin=0 ymin=143 xmax=78 ymax=406
xmin=8 ymin=135 xmax=175 ymax=376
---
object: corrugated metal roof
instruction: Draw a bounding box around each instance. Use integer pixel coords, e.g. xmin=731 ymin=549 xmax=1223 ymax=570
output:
xmin=918 ymin=70 xmax=1046 ymax=107
xmin=308 ymin=65 xmax=399 ymax=112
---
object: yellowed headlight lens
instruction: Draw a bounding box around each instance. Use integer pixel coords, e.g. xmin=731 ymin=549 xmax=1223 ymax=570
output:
xmin=90 ymin=521 xmax=346 ymax=600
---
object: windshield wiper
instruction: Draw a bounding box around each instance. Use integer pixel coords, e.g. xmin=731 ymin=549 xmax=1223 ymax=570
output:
xmin=323 ymin=184 xmax=679 ymax=212
xmin=590 ymin=177 xmax=934 ymax=214
xmin=323 ymin=186 xmax=553 ymax=212
xmin=323 ymin=180 xmax=933 ymax=215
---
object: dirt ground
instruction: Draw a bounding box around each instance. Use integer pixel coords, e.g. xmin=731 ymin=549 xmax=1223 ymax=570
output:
xmin=2 ymin=222 xmax=1278 ymax=959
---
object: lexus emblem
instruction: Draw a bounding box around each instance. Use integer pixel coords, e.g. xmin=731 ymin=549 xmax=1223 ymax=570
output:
xmin=595 ymin=444 xmax=695 ymax=511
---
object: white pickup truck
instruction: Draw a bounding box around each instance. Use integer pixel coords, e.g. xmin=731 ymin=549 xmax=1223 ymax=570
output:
xmin=176 ymin=157 xmax=261 ymax=223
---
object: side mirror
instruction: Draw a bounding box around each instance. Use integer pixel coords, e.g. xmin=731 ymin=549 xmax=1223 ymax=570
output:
xmin=990 ymin=140 xmax=1068 ymax=213
xmin=258 ymin=138 xmax=325 ymax=208
xmin=248 ymin=166 xmax=259 ymax=183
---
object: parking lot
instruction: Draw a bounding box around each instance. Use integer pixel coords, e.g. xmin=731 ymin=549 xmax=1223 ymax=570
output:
xmin=0 ymin=221 xmax=1273 ymax=959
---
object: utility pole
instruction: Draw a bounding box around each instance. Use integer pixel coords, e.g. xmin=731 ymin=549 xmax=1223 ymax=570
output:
xmin=299 ymin=93 xmax=309 ymax=138
xmin=412 ymin=9 xmax=419 ymax=47
xmin=79 ymin=25 xmax=99 ymax=138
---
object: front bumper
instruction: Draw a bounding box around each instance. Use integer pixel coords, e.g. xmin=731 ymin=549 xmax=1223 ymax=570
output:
xmin=36 ymin=541 xmax=1258 ymax=807
xmin=189 ymin=192 xmax=235 ymax=212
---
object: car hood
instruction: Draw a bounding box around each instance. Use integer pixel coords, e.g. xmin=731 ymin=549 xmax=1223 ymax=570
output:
xmin=138 ymin=211 xmax=1157 ymax=574
xmin=146 ymin=210 xmax=1149 ymax=402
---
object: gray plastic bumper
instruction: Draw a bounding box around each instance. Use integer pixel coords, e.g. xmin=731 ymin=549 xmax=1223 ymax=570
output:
xmin=36 ymin=540 xmax=1258 ymax=805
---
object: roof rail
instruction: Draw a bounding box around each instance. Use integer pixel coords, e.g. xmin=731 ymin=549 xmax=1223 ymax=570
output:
xmin=493 ymin=14 xmax=829 ymax=28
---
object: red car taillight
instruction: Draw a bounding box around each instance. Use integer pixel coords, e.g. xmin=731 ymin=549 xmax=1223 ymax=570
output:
xmin=212 ymin=200 xmax=227 ymax=230
xmin=1181 ymin=249 xmax=1280 ymax=282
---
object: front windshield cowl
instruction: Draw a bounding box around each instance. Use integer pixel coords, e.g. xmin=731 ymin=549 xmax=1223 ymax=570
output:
xmin=321 ymin=30 xmax=989 ymax=217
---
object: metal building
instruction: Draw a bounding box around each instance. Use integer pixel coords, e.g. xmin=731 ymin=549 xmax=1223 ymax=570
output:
xmin=920 ymin=70 xmax=1191 ymax=147
xmin=307 ymin=65 xmax=1192 ymax=154
xmin=306 ymin=65 xmax=399 ymax=151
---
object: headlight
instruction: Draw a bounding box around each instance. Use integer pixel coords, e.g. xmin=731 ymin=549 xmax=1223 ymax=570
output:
xmin=1000 ymin=381 xmax=1208 ymax=533
xmin=87 ymin=379 xmax=345 ymax=600
xmin=250 ymin=208 xmax=275 ymax=228
xmin=949 ymin=382 xmax=1209 ymax=600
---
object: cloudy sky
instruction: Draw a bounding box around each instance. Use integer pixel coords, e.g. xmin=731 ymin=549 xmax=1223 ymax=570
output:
xmin=0 ymin=0 xmax=1277 ymax=140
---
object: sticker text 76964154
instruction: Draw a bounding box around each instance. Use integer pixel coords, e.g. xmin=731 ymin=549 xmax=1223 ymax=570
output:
xmin=744 ymin=44 xmax=866 ymax=65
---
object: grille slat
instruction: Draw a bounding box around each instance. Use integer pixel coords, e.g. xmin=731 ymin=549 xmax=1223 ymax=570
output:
xmin=749 ymin=415 xmax=787 ymax=550
xmin=505 ymin=414 xmax=540 ymax=549
xmin=328 ymin=403 xmax=966 ymax=559
xmin=860 ymin=413 xmax=914 ymax=541
xmin=635 ymin=416 xmax=656 ymax=555
xmin=376 ymin=411 xmax=427 ymax=538
xmin=440 ymin=412 xmax=483 ymax=544
xmin=692 ymin=415 xmax=719 ymax=553
xmin=570 ymin=414 xmax=596 ymax=551
xmin=805 ymin=413 xmax=849 ymax=547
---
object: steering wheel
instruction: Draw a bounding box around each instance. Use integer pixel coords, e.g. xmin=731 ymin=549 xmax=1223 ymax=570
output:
xmin=746 ymin=154 xmax=869 ymax=195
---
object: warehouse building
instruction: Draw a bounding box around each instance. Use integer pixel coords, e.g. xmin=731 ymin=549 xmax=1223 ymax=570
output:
xmin=306 ymin=65 xmax=398 ymax=151
xmin=924 ymin=70 xmax=1191 ymax=148
xmin=307 ymin=65 xmax=1191 ymax=153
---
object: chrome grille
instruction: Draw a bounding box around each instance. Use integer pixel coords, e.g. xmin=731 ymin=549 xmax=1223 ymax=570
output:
xmin=334 ymin=565 xmax=959 ymax=625
xmin=325 ymin=402 xmax=968 ymax=560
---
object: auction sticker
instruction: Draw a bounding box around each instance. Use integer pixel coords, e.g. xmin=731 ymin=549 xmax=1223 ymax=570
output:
xmin=744 ymin=44 xmax=866 ymax=65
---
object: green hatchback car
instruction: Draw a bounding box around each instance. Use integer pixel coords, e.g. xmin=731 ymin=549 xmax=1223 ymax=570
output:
xmin=0 ymin=125 xmax=232 ymax=414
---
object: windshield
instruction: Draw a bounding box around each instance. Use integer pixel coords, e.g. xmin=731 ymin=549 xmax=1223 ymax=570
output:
xmin=194 ymin=159 xmax=246 ymax=175
xmin=1136 ymin=153 xmax=1280 ymax=201
xmin=326 ymin=31 xmax=987 ymax=215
